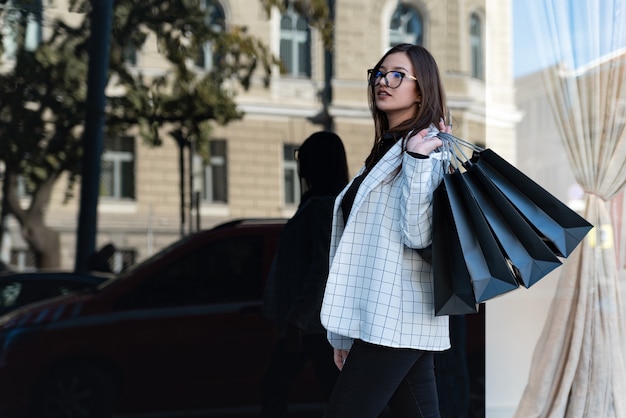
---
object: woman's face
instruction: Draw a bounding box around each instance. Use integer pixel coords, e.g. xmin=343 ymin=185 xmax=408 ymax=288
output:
xmin=372 ymin=52 xmax=421 ymax=128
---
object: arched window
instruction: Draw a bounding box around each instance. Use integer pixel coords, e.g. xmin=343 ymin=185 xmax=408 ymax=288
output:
xmin=2 ymin=0 xmax=42 ymax=57
xmin=280 ymin=6 xmax=311 ymax=77
xmin=470 ymin=12 xmax=484 ymax=80
xmin=196 ymin=0 xmax=226 ymax=71
xmin=389 ymin=3 xmax=423 ymax=47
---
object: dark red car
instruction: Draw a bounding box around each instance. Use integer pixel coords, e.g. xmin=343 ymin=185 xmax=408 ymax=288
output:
xmin=0 ymin=219 xmax=324 ymax=418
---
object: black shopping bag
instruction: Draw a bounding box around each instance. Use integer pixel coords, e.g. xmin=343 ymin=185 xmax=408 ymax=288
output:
xmin=463 ymin=163 xmax=563 ymax=288
xmin=432 ymin=169 xmax=520 ymax=316
xmin=431 ymin=178 xmax=478 ymax=316
xmin=474 ymin=149 xmax=593 ymax=257
xmin=445 ymin=170 xmax=519 ymax=303
xmin=430 ymin=132 xmax=593 ymax=314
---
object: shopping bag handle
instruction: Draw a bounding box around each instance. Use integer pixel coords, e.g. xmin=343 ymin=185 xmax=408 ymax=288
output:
xmin=437 ymin=132 xmax=487 ymax=171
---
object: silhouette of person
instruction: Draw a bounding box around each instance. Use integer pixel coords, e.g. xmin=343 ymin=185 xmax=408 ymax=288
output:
xmin=88 ymin=243 xmax=116 ymax=274
xmin=261 ymin=131 xmax=350 ymax=418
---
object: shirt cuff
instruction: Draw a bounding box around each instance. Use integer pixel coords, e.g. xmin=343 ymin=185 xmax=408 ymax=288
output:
xmin=407 ymin=151 xmax=429 ymax=159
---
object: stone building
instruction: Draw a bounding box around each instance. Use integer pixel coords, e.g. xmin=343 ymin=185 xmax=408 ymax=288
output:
xmin=3 ymin=0 xmax=518 ymax=275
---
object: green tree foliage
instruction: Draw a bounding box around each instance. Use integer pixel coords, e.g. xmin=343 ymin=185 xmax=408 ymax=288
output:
xmin=0 ymin=0 xmax=281 ymax=268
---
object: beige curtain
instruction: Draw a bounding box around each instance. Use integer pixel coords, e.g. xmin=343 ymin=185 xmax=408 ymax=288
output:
xmin=514 ymin=2 xmax=626 ymax=416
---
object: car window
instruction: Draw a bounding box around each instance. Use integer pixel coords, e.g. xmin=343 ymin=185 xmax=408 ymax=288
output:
xmin=0 ymin=282 xmax=22 ymax=308
xmin=0 ymin=279 xmax=96 ymax=310
xmin=117 ymin=235 xmax=265 ymax=309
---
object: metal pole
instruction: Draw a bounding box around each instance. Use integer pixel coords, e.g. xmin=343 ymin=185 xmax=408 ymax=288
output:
xmin=323 ymin=0 xmax=335 ymax=131
xmin=74 ymin=0 xmax=114 ymax=273
xmin=188 ymin=139 xmax=195 ymax=234
xmin=177 ymin=136 xmax=186 ymax=238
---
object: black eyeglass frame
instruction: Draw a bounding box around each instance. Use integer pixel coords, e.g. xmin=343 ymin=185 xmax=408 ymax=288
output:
xmin=367 ymin=69 xmax=418 ymax=89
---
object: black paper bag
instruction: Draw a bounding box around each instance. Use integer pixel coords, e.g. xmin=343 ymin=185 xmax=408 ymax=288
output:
xmin=474 ymin=149 xmax=593 ymax=257
xmin=463 ymin=163 xmax=563 ymax=288
xmin=432 ymin=178 xmax=478 ymax=316
xmin=447 ymin=170 xmax=519 ymax=303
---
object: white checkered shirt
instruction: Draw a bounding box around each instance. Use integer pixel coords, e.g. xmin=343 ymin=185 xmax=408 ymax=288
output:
xmin=320 ymin=140 xmax=451 ymax=351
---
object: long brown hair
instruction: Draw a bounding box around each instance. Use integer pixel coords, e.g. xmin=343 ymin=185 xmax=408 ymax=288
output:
xmin=365 ymin=43 xmax=447 ymax=171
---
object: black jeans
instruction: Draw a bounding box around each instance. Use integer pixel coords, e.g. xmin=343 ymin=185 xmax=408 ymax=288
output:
xmin=323 ymin=340 xmax=440 ymax=418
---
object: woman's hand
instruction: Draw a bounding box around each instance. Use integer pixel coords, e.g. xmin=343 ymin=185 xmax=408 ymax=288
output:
xmin=406 ymin=119 xmax=451 ymax=155
xmin=333 ymin=348 xmax=350 ymax=370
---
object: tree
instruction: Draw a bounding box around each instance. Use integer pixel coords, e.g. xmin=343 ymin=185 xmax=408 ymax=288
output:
xmin=0 ymin=0 xmax=280 ymax=268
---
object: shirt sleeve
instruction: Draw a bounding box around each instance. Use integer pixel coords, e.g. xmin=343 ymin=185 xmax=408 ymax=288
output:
xmin=399 ymin=153 xmax=444 ymax=249
xmin=327 ymin=330 xmax=355 ymax=350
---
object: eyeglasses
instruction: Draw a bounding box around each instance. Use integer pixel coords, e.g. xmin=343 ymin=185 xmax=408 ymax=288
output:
xmin=367 ymin=69 xmax=417 ymax=89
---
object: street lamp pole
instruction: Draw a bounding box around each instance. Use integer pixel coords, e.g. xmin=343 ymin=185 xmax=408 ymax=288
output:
xmin=74 ymin=0 xmax=114 ymax=273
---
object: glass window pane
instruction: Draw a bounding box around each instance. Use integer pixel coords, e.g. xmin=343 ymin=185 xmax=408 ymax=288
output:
xmin=212 ymin=165 xmax=228 ymax=202
xmin=121 ymin=160 xmax=135 ymax=199
xmin=281 ymin=15 xmax=292 ymax=30
xmin=280 ymin=39 xmax=293 ymax=74
xmin=283 ymin=144 xmax=299 ymax=205
xmin=201 ymin=139 xmax=228 ymax=203
xmin=296 ymin=16 xmax=308 ymax=31
xmin=470 ymin=14 xmax=484 ymax=79
xmin=101 ymin=136 xmax=135 ymax=199
xmin=298 ymin=38 xmax=311 ymax=76
xmin=284 ymin=169 xmax=297 ymax=204
xmin=100 ymin=161 xmax=114 ymax=197
xmin=196 ymin=0 xmax=225 ymax=70
xmin=389 ymin=4 xmax=423 ymax=47
xmin=280 ymin=7 xmax=310 ymax=77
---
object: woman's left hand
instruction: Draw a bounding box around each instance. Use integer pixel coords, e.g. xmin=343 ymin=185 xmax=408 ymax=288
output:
xmin=333 ymin=348 xmax=350 ymax=370
xmin=406 ymin=119 xmax=451 ymax=155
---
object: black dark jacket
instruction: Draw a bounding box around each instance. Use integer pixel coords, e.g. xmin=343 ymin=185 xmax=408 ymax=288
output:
xmin=262 ymin=194 xmax=334 ymax=336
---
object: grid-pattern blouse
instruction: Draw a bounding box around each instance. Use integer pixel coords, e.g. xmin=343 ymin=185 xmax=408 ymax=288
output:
xmin=320 ymin=136 xmax=450 ymax=351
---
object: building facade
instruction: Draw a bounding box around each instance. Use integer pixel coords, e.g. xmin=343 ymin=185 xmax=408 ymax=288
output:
xmin=3 ymin=0 xmax=518 ymax=273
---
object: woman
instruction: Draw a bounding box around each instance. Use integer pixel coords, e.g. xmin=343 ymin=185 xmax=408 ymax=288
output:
xmin=262 ymin=131 xmax=350 ymax=418
xmin=320 ymin=43 xmax=451 ymax=418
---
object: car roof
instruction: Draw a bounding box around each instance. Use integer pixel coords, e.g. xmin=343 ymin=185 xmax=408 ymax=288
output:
xmin=211 ymin=218 xmax=288 ymax=229
xmin=0 ymin=271 xmax=111 ymax=284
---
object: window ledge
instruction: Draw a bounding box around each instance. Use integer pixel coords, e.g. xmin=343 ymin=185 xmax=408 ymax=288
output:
xmin=98 ymin=200 xmax=138 ymax=214
xmin=199 ymin=204 xmax=230 ymax=217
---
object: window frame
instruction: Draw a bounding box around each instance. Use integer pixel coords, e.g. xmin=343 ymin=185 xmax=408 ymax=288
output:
xmin=196 ymin=139 xmax=228 ymax=204
xmin=195 ymin=0 xmax=226 ymax=71
xmin=101 ymin=136 xmax=136 ymax=200
xmin=388 ymin=2 xmax=424 ymax=48
xmin=279 ymin=5 xmax=312 ymax=78
xmin=470 ymin=12 xmax=485 ymax=80
xmin=283 ymin=143 xmax=300 ymax=206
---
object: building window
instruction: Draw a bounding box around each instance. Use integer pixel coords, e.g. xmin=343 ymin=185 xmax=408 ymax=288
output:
xmin=9 ymin=248 xmax=36 ymax=272
xmin=195 ymin=0 xmax=226 ymax=71
xmin=101 ymin=137 xmax=135 ymax=200
xmin=470 ymin=12 xmax=484 ymax=80
xmin=112 ymin=248 xmax=136 ymax=274
xmin=283 ymin=144 xmax=300 ymax=205
xmin=1 ymin=2 xmax=18 ymax=59
xmin=123 ymin=46 xmax=138 ymax=66
xmin=280 ymin=6 xmax=311 ymax=77
xmin=1 ymin=1 xmax=41 ymax=56
xmin=197 ymin=140 xmax=228 ymax=203
xmin=389 ymin=3 xmax=424 ymax=47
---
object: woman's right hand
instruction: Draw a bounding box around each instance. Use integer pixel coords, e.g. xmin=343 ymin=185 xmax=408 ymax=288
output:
xmin=333 ymin=348 xmax=350 ymax=370
xmin=406 ymin=119 xmax=450 ymax=155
